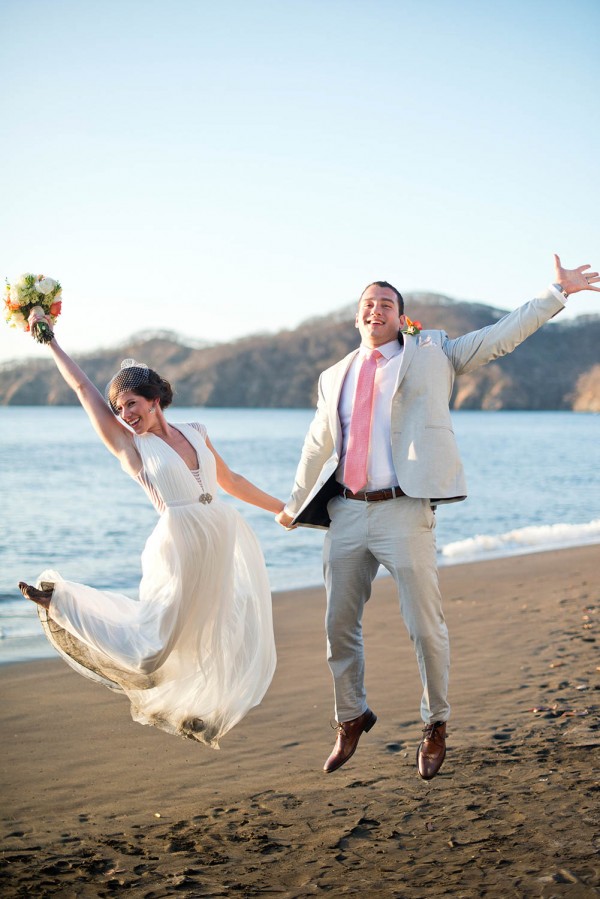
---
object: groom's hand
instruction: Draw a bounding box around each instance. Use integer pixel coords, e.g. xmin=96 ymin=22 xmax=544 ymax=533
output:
xmin=554 ymin=254 xmax=600 ymax=294
xmin=276 ymin=510 xmax=296 ymax=529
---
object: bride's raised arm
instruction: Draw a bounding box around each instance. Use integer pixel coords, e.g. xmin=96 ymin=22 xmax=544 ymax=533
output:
xmin=29 ymin=310 xmax=140 ymax=473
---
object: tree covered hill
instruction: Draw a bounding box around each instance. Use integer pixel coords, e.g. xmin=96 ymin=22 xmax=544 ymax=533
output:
xmin=1 ymin=294 xmax=598 ymax=411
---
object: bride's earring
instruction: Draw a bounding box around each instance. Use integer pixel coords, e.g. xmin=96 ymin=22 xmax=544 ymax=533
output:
xmin=149 ymin=405 xmax=155 ymax=414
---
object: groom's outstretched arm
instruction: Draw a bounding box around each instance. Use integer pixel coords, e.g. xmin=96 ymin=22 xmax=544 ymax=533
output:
xmin=444 ymin=255 xmax=599 ymax=375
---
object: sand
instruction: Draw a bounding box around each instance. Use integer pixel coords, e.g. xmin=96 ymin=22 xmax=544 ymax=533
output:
xmin=1 ymin=545 xmax=599 ymax=897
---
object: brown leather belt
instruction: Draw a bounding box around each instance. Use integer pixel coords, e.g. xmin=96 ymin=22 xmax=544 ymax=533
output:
xmin=338 ymin=485 xmax=405 ymax=502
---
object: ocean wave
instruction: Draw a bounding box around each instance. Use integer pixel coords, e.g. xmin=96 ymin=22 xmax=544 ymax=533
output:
xmin=440 ymin=519 xmax=600 ymax=564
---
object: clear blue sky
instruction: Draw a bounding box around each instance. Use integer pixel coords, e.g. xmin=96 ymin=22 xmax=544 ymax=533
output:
xmin=1 ymin=0 xmax=599 ymax=364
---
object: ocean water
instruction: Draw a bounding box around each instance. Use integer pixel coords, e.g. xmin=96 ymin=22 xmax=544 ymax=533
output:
xmin=1 ymin=407 xmax=599 ymax=664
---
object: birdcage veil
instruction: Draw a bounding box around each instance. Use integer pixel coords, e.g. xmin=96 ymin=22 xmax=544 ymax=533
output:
xmin=106 ymin=358 xmax=152 ymax=413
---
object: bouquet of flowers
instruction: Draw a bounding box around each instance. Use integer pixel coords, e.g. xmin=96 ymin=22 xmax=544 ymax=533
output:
xmin=4 ymin=273 xmax=62 ymax=343
xmin=402 ymin=315 xmax=423 ymax=336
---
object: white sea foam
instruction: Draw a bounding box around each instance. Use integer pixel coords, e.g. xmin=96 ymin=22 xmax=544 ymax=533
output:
xmin=440 ymin=519 xmax=600 ymax=564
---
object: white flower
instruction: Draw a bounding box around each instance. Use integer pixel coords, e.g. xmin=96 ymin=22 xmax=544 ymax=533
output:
xmin=10 ymin=283 xmax=23 ymax=304
xmin=9 ymin=311 xmax=28 ymax=330
xmin=36 ymin=277 xmax=58 ymax=295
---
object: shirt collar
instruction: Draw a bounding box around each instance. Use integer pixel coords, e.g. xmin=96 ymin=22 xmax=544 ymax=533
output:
xmin=359 ymin=338 xmax=403 ymax=361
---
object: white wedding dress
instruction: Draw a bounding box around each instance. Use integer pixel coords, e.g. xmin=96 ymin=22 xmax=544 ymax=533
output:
xmin=36 ymin=423 xmax=276 ymax=747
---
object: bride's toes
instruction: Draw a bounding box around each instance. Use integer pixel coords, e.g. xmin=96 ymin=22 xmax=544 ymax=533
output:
xmin=18 ymin=581 xmax=53 ymax=608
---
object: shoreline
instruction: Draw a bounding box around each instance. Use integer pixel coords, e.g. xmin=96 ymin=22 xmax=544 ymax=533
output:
xmin=2 ymin=538 xmax=600 ymax=667
xmin=1 ymin=544 xmax=599 ymax=896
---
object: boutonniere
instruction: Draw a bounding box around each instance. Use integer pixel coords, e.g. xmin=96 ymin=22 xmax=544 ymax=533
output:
xmin=402 ymin=316 xmax=422 ymax=336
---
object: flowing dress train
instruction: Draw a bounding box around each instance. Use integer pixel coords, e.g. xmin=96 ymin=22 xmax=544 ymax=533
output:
xmin=36 ymin=423 xmax=276 ymax=747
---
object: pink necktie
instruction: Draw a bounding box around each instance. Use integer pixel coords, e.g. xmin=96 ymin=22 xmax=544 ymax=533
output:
xmin=343 ymin=349 xmax=382 ymax=493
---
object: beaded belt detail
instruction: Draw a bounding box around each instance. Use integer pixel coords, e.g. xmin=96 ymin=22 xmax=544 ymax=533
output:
xmin=165 ymin=493 xmax=213 ymax=508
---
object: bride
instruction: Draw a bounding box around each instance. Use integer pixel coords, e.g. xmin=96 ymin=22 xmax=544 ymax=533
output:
xmin=19 ymin=311 xmax=284 ymax=747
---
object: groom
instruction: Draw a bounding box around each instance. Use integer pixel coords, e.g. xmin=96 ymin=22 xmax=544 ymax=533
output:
xmin=277 ymin=255 xmax=599 ymax=779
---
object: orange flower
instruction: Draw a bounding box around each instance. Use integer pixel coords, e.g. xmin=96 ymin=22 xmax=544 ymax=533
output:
xmin=402 ymin=316 xmax=423 ymax=336
xmin=49 ymin=300 xmax=62 ymax=316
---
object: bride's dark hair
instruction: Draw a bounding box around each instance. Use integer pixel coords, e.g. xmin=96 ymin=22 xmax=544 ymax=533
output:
xmin=131 ymin=371 xmax=174 ymax=409
xmin=106 ymin=360 xmax=173 ymax=413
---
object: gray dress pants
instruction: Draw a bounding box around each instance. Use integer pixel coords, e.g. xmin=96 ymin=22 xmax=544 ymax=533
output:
xmin=323 ymin=494 xmax=450 ymax=724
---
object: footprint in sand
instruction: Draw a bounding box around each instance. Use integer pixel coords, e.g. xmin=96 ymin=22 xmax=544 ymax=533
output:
xmin=336 ymin=817 xmax=382 ymax=853
xmin=492 ymin=729 xmax=514 ymax=742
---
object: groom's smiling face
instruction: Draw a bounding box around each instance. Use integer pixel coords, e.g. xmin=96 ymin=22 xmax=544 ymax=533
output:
xmin=355 ymin=285 xmax=406 ymax=348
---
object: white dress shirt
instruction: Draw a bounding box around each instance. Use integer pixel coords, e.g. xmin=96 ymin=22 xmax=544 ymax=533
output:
xmin=336 ymin=338 xmax=404 ymax=491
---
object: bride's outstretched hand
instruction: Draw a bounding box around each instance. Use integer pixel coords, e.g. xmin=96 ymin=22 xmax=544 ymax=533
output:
xmin=28 ymin=308 xmax=55 ymax=341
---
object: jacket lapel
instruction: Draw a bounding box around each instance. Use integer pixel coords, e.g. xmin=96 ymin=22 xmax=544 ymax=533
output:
xmin=328 ymin=349 xmax=358 ymax=452
xmin=393 ymin=334 xmax=417 ymax=394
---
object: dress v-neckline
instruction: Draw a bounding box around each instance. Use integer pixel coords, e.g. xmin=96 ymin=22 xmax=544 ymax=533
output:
xmin=150 ymin=425 xmax=200 ymax=473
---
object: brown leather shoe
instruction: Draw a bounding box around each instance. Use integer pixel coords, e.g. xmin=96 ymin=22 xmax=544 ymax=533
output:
xmin=18 ymin=581 xmax=53 ymax=610
xmin=417 ymin=721 xmax=447 ymax=780
xmin=323 ymin=708 xmax=377 ymax=773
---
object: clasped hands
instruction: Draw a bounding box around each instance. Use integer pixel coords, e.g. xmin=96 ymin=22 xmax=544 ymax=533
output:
xmin=275 ymin=510 xmax=296 ymax=529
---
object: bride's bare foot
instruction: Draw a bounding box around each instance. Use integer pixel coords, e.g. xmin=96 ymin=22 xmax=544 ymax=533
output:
xmin=18 ymin=581 xmax=53 ymax=609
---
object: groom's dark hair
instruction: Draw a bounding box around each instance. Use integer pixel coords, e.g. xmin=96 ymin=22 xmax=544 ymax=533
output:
xmin=359 ymin=281 xmax=404 ymax=314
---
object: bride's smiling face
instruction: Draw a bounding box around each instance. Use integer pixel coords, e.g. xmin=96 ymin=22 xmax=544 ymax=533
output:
xmin=114 ymin=390 xmax=158 ymax=433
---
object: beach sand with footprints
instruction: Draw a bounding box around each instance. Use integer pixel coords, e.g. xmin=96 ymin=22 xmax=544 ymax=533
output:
xmin=1 ymin=545 xmax=599 ymax=897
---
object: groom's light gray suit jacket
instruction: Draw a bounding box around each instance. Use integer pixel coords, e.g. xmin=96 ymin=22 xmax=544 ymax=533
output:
xmin=286 ymin=289 xmax=565 ymax=529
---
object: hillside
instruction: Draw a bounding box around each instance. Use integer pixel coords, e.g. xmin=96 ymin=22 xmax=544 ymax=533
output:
xmin=1 ymin=294 xmax=599 ymax=411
